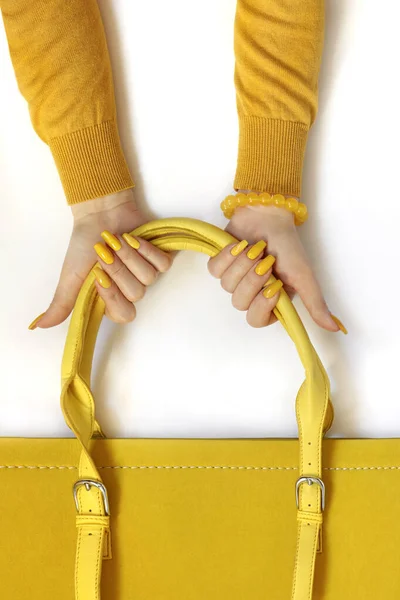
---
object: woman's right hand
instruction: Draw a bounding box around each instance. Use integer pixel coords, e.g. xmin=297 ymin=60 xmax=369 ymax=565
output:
xmin=91 ymin=228 xmax=173 ymax=324
xmin=29 ymin=190 xmax=173 ymax=329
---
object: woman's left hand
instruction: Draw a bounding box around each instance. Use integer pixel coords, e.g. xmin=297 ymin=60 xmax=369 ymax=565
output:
xmin=208 ymin=203 xmax=343 ymax=331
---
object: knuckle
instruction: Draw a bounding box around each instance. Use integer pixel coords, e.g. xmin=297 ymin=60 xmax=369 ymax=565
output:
xmin=246 ymin=313 xmax=263 ymax=328
xmin=231 ymin=294 xmax=247 ymax=311
xmin=132 ymin=284 xmax=146 ymax=302
xmin=248 ymin=272 xmax=266 ymax=289
xmin=141 ymin=267 xmax=158 ymax=286
xmin=207 ymin=259 xmax=220 ymax=278
xmin=138 ymin=244 xmax=152 ymax=261
xmin=158 ymin=254 xmax=173 ymax=273
xmin=118 ymin=249 xmax=135 ymax=266
xmin=124 ymin=310 xmax=137 ymax=324
xmin=109 ymin=264 xmax=124 ymax=278
xmin=113 ymin=308 xmax=136 ymax=324
xmin=220 ymin=277 xmax=233 ymax=293
xmin=246 ymin=306 xmax=269 ymax=329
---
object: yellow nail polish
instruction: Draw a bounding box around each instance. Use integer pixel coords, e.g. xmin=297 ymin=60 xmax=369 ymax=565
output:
xmin=101 ymin=230 xmax=122 ymax=251
xmin=230 ymin=240 xmax=248 ymax=256
xmin=122 ymin=233 xmax=140 ymax=250
xmin=263 ymin=279 xmax=283 ymax=299
xmin=255 ymin=254 xmax=276 ymax=276
xmin=247 ymin=240 xmax=267 ymax=260
xmin=28 ymin=312 xmax=45 ymax=330
xmin=94 ymin=243 xmax=114 ymax=265
xmin=331 ymin=314 xmax=348 ymax=335
xmin=93 ymin=267 xmax=112 ymax=289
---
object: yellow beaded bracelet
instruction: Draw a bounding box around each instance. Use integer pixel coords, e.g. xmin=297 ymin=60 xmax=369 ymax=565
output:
xmin=220 ymin=193 xmax=308 ymax=225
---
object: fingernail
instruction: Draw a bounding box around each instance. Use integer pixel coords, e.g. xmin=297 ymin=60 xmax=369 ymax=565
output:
xmin=101 ymin=230 xmax=122 ymax=251
xmin=331 ymin=314 xmax=348 ymax=335
xmin=230 ymin=240 xmax=248 ymax=256
xmin=247 ymin=240 xmax=267 ymax=260
xmin=93 ymin=267 xmax=112 ymax=289
xmin=94 ymin=243 xmax=114 ymax=265
xmin=28 ymin=312 xmax=45 ymax=330
xmin=122 ymin=233 xmax=140 ymax=250
xmin=255 ymin=254 xmax=276 ymax=276
xmin=263 ymin=279 xmax=283 ymax=299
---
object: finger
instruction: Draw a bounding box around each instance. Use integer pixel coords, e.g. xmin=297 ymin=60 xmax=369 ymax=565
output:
xmin=293 ymin=267 xmax=339 ymax=332
xmin=246 ymin=280 xmax=283 ymax=328
xmin=208 ymin=239 xmax=249 ymax=278
xmin=231 ymin=254 xmax=276 ymax=311
xmin=93 ymin=268 xmax=136 ymax=324
xmin=101 ymin=231 xmax=173 ymax=284
xmin=32 ymin=259 xmax=85 ymax=329
xmin=209 ymin=240 xmax=268 ymax=293
xmin=94 ymin=242 xmax=146 ymax=303
xmin=123 ymin=233 xmax=173 ymax=273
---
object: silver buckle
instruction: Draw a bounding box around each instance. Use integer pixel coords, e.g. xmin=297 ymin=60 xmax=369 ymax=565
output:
xmin=295 ymin=476 xmax=325 ymax=511
xmin=73 ymin=479 xmax=110 ymax=516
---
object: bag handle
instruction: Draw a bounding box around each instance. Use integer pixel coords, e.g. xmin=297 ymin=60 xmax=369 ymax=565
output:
xmin=61 ymin=218 xmax=332 ymax=600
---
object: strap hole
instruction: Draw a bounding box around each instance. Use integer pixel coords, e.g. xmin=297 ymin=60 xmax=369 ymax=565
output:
xmin=308 ymin=462 xmax=311 ymax=466
xmin=89 ymin=509 xmax=92 ymax=512
xmin=88 ymin=533 xmax=92 ymax=536
xmin=308 ymin=442 xmax=312 ymax=446
xmin=308 ymin=504 xmax=311 ymax=507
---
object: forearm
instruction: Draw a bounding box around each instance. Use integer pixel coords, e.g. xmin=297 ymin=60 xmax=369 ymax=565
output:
xmin=1 ymin=0 xmax=133 ymax=204
xmin=234 ymin=0 xmax=325 ymax=196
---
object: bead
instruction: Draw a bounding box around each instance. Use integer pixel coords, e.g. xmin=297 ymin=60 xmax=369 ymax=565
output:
xmin=248 ymin=193 xmax=261 ymax=205
xmin=260 ymin=193 xmax=273 ymax=205
xmin=236 ymin=193 xmax=248 ymax=206
xmin=286 ymin=197 xmax=299 ymax=212
xmin=273 ymin=194 xmax=286 ymax=206
xmin=296 ymin=203 xmax=308 ymax=221
xmin=226 ymin=195 xmax=237 ymax=209
xmin=220 ymin=193 xmax=308 ymax=226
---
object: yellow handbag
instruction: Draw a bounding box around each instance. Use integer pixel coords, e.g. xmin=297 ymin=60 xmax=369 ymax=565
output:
xmin=1 ymin=218 xmax=400 ymax=600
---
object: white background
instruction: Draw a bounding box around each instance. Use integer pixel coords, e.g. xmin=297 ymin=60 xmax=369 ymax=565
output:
xmin=0 ymin=0 xmax=399 ymax=439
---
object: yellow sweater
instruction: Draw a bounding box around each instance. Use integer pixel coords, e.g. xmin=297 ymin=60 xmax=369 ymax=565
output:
xmin=0 ymin=0 xmax=323 ymax=204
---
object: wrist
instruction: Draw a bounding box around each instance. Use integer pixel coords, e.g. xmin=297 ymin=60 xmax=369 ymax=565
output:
xmin=71 ymin=189 xmax=136 ymax=222
xmin=231 ymin=203 xmax=296 ymax=233
xmin=222 ymin=191 xmax=307 ymax=226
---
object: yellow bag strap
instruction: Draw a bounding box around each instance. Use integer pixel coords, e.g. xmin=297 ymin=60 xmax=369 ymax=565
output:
xmin=60 ymin=218 xmax=333 ymax=600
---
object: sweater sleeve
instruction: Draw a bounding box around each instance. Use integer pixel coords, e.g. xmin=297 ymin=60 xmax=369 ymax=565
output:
xmin=233 ymin=0 xmax=325 ymax=197
xmin=0 ymin=0 xmax=134 ymax=205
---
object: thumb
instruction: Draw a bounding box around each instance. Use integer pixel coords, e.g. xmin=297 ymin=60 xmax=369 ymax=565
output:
xmin=29 ymin=264 xmax=85 ymax=329
xmin=294 ymin=267 xmax=340 ymax=333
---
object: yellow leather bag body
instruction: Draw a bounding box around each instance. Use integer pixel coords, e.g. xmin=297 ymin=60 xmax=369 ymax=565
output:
xmin=1 ymin=219 xmax=400 ymax=600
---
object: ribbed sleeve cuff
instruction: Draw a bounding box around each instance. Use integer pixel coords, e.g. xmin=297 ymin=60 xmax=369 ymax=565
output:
xmin=49 ymin=120 xmax=134 ymax=205
xmin=234 ymin=116 xmax=308 ymax=197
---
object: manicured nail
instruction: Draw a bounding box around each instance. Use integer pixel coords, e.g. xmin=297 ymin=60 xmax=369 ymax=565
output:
xmin=93 ymin=267 xmax=112 ymax=289
xmin=247 ymin=240 xmax=267 ymax=260
xmin=263 ymin=279 xmax=283 ymax=299
xmin=331 ymin=314 xmax=348 ymax=335
xmin=28 ymin=312 xmax=45 ymax=330
xmin=94 ymin=243 xmax=114 ymax=265
xmin=255 ymin=254 xmax=276 ymax=276
xmin=230 ymin=240 xmax=248 ymax=256
xmin=122 ymin=233 xmax=140 ymax=250
xmin=101 ymin=230 xmax=122 ymax=251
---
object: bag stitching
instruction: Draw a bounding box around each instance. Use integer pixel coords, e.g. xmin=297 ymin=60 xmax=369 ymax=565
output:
xmin=1 ymin=465 xmax=400 ymax=471
xmin=291 ymin=522 xmax=302 ymax=599
xmin=75 ymin=527 xmax=82 ymax=600
xmin=309 ymin=522 xmax=319 ymax=598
